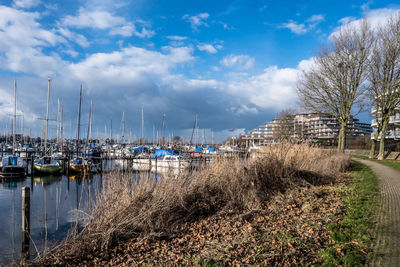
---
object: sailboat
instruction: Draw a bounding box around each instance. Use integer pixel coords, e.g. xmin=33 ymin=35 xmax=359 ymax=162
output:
xmin=33 ymin=79 xmax=62 ymax=175
xmin=0 ymin=80 xmax=27 ymax=178
xmin=69 ymin=85 xmax=92 ymax=174
xmin=33 ymin=156 xmax=62 ymax=174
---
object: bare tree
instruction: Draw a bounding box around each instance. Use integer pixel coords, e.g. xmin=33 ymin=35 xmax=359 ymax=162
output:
xmin=297 ymin=20 xmax=373 ymax=152
xmin=368 ymin=12 xmax=400 ymax=160
xmin=273 ymin=109 xmax=296 ymax=142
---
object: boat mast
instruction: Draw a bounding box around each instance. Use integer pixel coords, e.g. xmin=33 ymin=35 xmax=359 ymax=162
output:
xmin=61 ymin=104 xmax=64 ymax=152
xmin=190 ymin=114 xmax=198 ymax=147
xmin=152 ymin=124 xmax=155 ymax=145
xmin=121 ymin=111 xmax=125 ymax=144
xmin=44 ymin=78 xmax=51 ymax=155
xmin=87 ymin=100 xmax=92 ymax=143
xmin=202 ymin=128 xmax=205 ymax=145
xmin=162 ymin=114 xmax=166 ymax=146
xmin=110 ymin=119 xmax=112 ymax=142
xmin=141 ymin=105 xmax=144 ymax=145
xmin=89 ymin=100 xmax=92 ymax=142
xmin=76 ymin=85 xmax=82 ymax=158
xmin=56 ymin=98 xmax=60 ymax=145
xmin=195 ymin=115 xmax=198 ymax=147
xmin=13 ymin=79 xmax=16 ymax=155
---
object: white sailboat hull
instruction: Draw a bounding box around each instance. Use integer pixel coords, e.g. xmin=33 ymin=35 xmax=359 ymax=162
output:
xmin=132 ymin=158 xmax=190 ymax=174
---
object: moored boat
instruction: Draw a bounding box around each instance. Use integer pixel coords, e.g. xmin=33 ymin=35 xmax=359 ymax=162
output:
xmin=33 ymin=156 xmax=62 ymax=174
xmin=132 ymin=149 xmax=189 ymax=174
xmin=69 ymin=157 xmax=93 ymax=173
xmin=0 ymin=155 xmax=26 ymax=178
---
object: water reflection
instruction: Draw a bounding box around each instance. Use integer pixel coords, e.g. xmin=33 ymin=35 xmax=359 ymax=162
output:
xmin=0 ymin=173 xmax=102 ymax=264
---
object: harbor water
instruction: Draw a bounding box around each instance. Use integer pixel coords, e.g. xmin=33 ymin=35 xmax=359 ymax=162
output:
xmin=0 ymin=173 xmax=102 ymax=264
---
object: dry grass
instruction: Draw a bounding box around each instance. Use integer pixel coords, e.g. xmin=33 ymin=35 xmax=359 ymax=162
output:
xmin=29 ymin=143 xmax=351 ymax=266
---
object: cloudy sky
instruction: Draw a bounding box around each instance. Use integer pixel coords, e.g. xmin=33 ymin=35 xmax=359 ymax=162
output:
xmin=0 ymin=0 xmax=399 ymax=142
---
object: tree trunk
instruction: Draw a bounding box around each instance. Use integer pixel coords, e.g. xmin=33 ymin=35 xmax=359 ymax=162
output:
xmin=337 ymin=131 xmax=342 ymax=152
xmin=369 ymin=131 xmax=379 ymax=159
xmin=378 ymin=118 xmax=389 ymax=160
xmin=338 ymin=123 xmax=346 ymax=152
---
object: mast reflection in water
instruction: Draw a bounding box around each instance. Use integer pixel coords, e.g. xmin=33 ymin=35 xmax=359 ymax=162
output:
xmin=0 ymin=174 xmax=102 ymax=264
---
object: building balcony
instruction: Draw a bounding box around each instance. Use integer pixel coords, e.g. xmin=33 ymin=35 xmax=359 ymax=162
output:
xmin=389 ymin=116 xmax=400 ymax=125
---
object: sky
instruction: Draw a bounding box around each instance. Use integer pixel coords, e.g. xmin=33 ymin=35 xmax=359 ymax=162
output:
xmin=0 ymin=0 xmax=399 ymax=142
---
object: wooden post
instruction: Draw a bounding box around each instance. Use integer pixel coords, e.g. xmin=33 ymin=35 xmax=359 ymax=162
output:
xmin=155 ymin=156 xmax=157 ymax=178
xmin=25 ymin=158 xmax=28 ymax=175
xmin=148 ymin=157 xmax=152 ymax=179
xmin=178 ymin=155 xmax=181 ymax=177
xmin=30 ymin=155 xmax=34 ymax=175
xmin=66 ymin=156 xmax=70 ymax=176
xmin=22 ymin=187 xmax=30 ymax=260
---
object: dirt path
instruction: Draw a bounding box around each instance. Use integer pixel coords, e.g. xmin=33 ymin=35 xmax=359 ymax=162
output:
xmin=354 ymin=159 xmax=400 ymax=267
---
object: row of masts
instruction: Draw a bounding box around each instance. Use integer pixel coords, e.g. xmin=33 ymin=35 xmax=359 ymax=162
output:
xmin=7 ymin=80 xmax=216 ymax=154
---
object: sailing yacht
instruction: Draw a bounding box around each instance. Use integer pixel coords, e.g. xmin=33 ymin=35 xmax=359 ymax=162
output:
xmin=0 ymin=80 xmax=26 ymax=178
xmin=33 ymin=156 xmax=62 ymax=174
xmin=69 ymin=85 xmax=92 ymax=174
xmin=33 ymin=79 xmax=62 ymax=175
xmin=132 ymin=149 xmax=190 ymax=174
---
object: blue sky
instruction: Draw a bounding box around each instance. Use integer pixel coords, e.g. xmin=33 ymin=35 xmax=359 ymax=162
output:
xmin=0 ymin=0 xmax=399 ymax=142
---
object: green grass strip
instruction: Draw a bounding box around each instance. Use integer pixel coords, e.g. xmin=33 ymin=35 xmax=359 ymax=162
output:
xmin=352 ymin=155 xmax=400 ymax=172
xmin=320 ymin=161 xmax=379 ymax=266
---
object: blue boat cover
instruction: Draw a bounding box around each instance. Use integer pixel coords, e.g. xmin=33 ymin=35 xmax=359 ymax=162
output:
xmin=9 ymin=156 xmax=18 ymax=166
xmin=195 ymin=146 xmax=203 ymax=152
xmin=209 ymin=147 xmax=215 ymax=152
xmin=152 ymin=149 xmax=179 ymax=159
xmin=134 ymin=146 xmax=146 ymax=153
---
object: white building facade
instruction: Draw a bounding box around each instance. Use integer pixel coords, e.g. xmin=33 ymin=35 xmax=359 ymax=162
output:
xmin=371 ymin=105 xmax=400 ymax=140
xmin=242 ymin=113 xmax=372 ymax=147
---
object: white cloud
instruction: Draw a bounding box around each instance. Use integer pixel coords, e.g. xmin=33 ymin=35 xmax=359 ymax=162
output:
xmin=221 ymin=54 xmax=254 ymax=70
xmin=280 ymin=14 xmax=324 ymax=35
xmin=225 ymin=66 xmax=299 ymax=110
xmin=197 ymin=44 xmax=218 ymax=54
xmin=58 ymin=27 xmax=90 ymax=47
xmin=64 ymin=49 xmax=79 ymax=58
xmin=167 ymin=35 xmax=187 ymax=41
xmin=68 ymin=46 xmax=195 ymax=92
xmin=306 ymin=14 xmax=325 ymax=23
xmin=182 ymin=13 xmax=209 ymax=30
xmin=0 ymin=6 xmax=64 ymax=76
xmin=220 ymin=22 xmax=234 ymax=30
xmin=361 ymin=1 xmax=373 ymax=12
xmin=234 ymin=105 xmax=258 ymax=115
xmin=63 ymin=8 xmax=122 ymax=29
xmin=338 ymin=16 xmax=356 ymax=25
xmin=62 ymin=8 xmax=154 ymax=38
xmin=13 ymin=0 xmax=41 ymax=9
xmin=297 ymin=58 xmax=316 ymax=72
xmin=280 ymin=20 xmax=307 ymax=34
xmin=167 ymin=77 xmax=222 ymax=91
xmin=331 ymin=8 xmax=400 ymax=39
xmin=362 ymin=8 xmax=400 ymax=28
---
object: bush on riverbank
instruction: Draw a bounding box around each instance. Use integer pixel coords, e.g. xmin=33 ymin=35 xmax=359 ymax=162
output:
xmin=30 ymin=144 xmax=351 ymax=266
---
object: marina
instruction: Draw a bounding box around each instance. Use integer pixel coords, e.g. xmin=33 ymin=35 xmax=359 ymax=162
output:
xmin=0 ymin=140 xmax=247 ymax=264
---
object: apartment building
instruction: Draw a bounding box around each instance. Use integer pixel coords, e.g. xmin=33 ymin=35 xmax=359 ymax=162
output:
xmin=241 ymin=112 xmax=372 ymax=147
xmin=371 ymin=105 xmax=400 ymax=141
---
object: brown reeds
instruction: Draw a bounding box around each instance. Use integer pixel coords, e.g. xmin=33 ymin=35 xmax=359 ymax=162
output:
xmin=32 ymin=143 xmax=351 ymax=265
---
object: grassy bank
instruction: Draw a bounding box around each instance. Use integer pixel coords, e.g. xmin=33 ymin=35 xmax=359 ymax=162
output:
xmin=352 ymin=155 xmax=400 ymax=171
xmin=25 ymin=144 xmax=369 ymax=266
xmin=320 ymin=160 xmax=378 ymax=266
